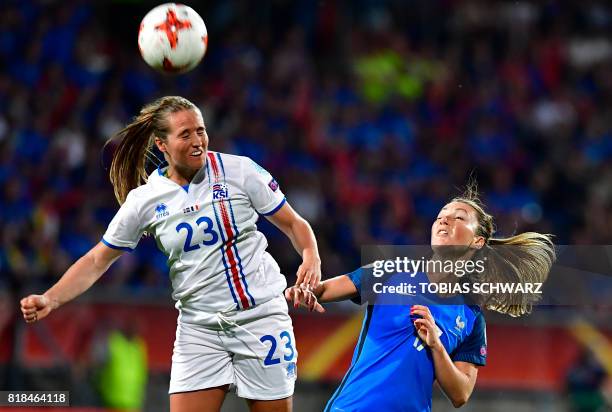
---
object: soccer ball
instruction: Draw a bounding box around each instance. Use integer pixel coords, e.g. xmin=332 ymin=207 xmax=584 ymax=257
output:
xmin=138 ymin=3 xmax=208 ymax=74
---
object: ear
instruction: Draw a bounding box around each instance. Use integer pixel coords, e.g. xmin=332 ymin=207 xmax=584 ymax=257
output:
xmin=472 ymin=236 xmax=485 ymax=249
xmin=154 ymin=136 xmax=166 ymax=152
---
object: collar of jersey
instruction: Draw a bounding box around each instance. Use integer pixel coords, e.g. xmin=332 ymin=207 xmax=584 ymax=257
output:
xmin=151 ymin=161 xmax=207 ymax=188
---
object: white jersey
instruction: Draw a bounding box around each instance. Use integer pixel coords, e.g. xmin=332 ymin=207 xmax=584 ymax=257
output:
xmin=102 ymin=152 xmax=288 ymax=321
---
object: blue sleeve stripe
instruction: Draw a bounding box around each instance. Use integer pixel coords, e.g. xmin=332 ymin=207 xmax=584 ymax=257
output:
xmin=101 ymin=238 xmax=134 ymax=252
xmin=452 ymin=353 xmax=486 ymax=366
xmin=261 ymin=197 xmax=286 ymax=216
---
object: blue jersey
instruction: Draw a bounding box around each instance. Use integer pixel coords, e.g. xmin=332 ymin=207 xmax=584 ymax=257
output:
xmin=325 ymin=268 xmax=487 ymax=412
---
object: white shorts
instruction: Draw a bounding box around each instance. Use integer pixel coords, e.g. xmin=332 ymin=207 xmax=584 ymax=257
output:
xmin=169 ymin=295 xmax=297 ymax=400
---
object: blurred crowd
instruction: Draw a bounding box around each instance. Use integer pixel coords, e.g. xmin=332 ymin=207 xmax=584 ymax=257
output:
xmin=1 ymin=0 xmax=611 ymax=296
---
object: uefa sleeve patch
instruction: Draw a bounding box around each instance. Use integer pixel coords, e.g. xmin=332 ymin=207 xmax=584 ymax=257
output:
xmin=268 ymin=178 xmax=279 ymax=192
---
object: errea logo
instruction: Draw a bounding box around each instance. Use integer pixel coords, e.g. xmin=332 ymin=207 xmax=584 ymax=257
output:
xmin=155 ymin=203 xmax=170 ymax=219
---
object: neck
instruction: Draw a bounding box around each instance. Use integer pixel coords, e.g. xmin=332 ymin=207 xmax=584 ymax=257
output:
xmin=166 ymin=165 xmax=197 ymax=186
xmin=427 ymin=249 xmax=476 ymax=283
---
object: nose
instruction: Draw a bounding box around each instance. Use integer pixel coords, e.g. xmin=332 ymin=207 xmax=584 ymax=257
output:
xmin=192 ymin=133 xmax=204 ymax=147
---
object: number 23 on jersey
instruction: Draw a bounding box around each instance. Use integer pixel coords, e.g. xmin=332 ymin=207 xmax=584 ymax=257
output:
xmin=175 ymin=216 xmax=219 ymax=252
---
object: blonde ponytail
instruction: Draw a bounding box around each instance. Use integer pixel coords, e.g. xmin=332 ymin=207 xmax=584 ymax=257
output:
xmin=453 ymin=181 xmax=556 ymax=317
xmin=105 ymin=96 xmax=198 ymax=204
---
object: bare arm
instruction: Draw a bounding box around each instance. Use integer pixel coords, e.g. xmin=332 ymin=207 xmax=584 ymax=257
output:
xmin=266 ymin=202 xmax=321 ymax=288
xmin=21 ymin=242 xmax=124 ymax=322
xmin=412 ymin=305 xmax=479 ymax=407
xmin=314 ymin=275 xmax=359 ymax=303
xmin=285 ymin=274 xmax=359 ymax=311
xmin=432 ymin=357 xmax=479 ymax=408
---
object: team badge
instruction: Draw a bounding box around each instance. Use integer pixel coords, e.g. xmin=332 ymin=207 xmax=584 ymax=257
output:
xmin=268 ymin=178 xmax=279 ymax=192
xmin=480 ymin=346 xmax=487 ymax=356
xmin=286 ymin=362 xmax=297 ymax=379
xmin=154 ymin=203 xmax=169 ymax=219
xmin=455 ymin=315 xmax=465 ymax=331
xmin=212 ymin=183 xmax=229 ymax=200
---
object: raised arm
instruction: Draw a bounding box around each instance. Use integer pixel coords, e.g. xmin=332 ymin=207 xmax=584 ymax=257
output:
xmin=411 ymin=305 xmax=479 ymax=408
xmin=265 ymin=202 xmax=321 ymax=288
xmin=20 ymin=242 xmax=124 ymax=323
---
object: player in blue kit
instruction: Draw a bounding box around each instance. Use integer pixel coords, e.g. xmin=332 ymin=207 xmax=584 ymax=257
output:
xmin=287 ymin=186 xmax=555 ymax=411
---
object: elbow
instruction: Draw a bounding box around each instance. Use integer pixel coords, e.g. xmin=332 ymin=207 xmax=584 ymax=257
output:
xmin=451 ymin=393 xmax=470 ymax=408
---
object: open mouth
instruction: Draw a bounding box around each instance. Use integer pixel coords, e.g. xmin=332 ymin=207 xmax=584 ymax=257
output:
xmin=437 ymin=229 xmax=449 ymax=236
xmin=191 ymin=150 xmax=203 ymax=157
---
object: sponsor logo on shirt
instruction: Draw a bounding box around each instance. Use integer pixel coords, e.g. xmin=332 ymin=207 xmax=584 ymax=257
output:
xmin=268 ymin=178 xmax=279 ymax=192
xmin=154 ymin=203 xmax=169 ymax=219
xmin=183 ymin=204 xmax=200 ymax=214
xmin=212 ymin=183 xmax=229 ymax=200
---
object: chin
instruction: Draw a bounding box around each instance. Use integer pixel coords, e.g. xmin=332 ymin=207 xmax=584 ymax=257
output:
xmin=191 ymin=157 xmax=205 ymax=168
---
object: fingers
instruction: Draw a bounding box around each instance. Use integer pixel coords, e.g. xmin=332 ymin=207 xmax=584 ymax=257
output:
xmin=293 ymin=287 xmax=300 ymax=308
xmin=302 ymin=270 xmax=312 ymax=288
xmin=20 ymin=295 xmax=48 ymax=324
xmin=24 ymin=312 xmax=38 ymax=323
xmin=313 ymin=302 xmax=326 ymax=313
xmin=410 ymin=305 xmax=434 ymax=323
xmin=285 ymin=287 xmax=324 ymax=313
xmin=414 ymin=318 xmax=434 ymax=331
xmin=21 ymin=299 xmax=39 ymax=324
xmin=295 ymin=265 xmax=307 ymax=287
xmin=308 ymin=265 xmax=322 ymax=289
xmin=295 ymin=262 xmax=322 ymax=289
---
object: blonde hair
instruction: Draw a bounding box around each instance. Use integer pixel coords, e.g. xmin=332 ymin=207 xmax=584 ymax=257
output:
xmin=452 ymin=181 xmax=556 ymax=317
xmin=106 ymin=96 xmax=198 ymax=204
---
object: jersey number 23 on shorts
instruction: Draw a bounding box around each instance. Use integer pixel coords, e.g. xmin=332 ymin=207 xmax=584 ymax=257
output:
xmin=260 ymin=331 xmax=295 ymax=366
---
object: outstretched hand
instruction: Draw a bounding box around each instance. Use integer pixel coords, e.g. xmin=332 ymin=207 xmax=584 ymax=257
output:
xmin=285 ymin=286 xmax=325 ymax=313
xmin=20 ymin=295 xmax=53 ymax=324
xmin=295 ymin=255 xmax=322 ymax=290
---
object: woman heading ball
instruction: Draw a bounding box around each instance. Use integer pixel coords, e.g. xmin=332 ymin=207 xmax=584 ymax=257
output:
xmin=21 ymin=96 xmax=321 ymax=412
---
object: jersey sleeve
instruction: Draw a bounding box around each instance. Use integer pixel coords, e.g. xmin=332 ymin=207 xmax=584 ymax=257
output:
xmin=101 ymin=192 xmax=145 ymax=252
xmin=241 ymin=157 xmax=286 ymax=216
xmin=451 ymin=310 xmax=487 ymax=366
xmin=346 ymin=267 xmax=366 ymax=304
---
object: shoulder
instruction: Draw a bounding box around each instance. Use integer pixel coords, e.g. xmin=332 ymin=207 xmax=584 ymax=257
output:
xmin=209 ymin=151 xmax=248 ymax=166
xmin=207 ymin=151 xmax=252 ymax=175
xmin=466 ymin=305 xmax=484 ymax=320
xmin=120 ymin=179 xmax=160 ymax=216
xmin=126 ymin=181 xmax=155 ymax=203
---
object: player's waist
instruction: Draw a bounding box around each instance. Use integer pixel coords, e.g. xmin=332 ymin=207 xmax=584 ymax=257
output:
xmin=176 ymin=293 xmax=287 ymax=328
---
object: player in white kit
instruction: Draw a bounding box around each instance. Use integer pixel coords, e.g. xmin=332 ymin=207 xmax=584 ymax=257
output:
xmin=20 ymin=96 xmax=322 ymax=412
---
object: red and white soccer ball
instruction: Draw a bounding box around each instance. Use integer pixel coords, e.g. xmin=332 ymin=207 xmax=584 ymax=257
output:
xmin=138 ymin=3 xmax=208 ymax=74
